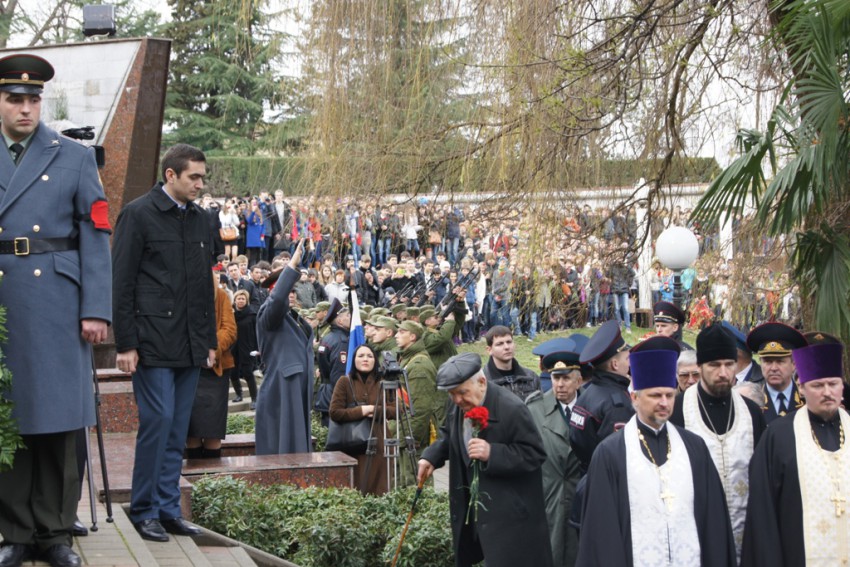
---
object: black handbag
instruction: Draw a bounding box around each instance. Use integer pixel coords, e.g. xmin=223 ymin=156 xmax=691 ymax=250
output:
xmin=325 ymin=378 xmax=373 ymax=455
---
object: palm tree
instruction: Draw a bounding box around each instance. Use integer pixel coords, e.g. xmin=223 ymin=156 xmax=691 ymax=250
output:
xmin=692 ymin=0 xmax=850 ymax=340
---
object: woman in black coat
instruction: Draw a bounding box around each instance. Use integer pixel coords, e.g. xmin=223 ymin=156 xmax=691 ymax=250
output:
xmin=232 ymin=289 xmax=259 ymax=409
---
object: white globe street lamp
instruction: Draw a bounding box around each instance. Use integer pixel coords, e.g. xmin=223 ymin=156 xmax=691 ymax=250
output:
xmin=656 ymin=226 xmax=699 ymax=309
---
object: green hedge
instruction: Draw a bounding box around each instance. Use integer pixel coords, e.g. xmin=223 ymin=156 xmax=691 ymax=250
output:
xmin=191 ymin=476 xmax=461 ymax=567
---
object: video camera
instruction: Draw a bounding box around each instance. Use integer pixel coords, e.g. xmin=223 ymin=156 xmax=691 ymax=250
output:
xmin=380 ymin=351 xmax=404 ymax=377
xmin=61 ymin=126 xmax=105 ymax=168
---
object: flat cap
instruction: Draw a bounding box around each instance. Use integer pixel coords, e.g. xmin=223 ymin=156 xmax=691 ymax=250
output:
xmin=436 ymin=352 xmax=483 ymax=390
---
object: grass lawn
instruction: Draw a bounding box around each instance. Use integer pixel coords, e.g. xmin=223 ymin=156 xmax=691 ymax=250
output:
xmin=457 ymin=325 xmax=700 ymax=370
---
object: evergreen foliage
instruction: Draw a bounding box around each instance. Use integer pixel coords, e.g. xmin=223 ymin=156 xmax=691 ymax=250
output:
xmin=163 ymin=0 xmax=288 ymax=154
xmin=0 ymin=289 xmax=23 ymax=472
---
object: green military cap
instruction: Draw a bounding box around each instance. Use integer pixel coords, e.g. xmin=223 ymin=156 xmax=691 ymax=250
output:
xmin=371 ymin=307 xmax=389 ymax=317
xmin=373 ymin=316 xmax=398 ymax=330
xmin=315 ymin=301 xmax=331 ymax=312
xmin=361 ymin=305 xmax=373 ymax=314
xmin=406 ymin=306 xmax=421 ymax=318
xmin=0 ymin=54 xmax=54 ymax=95
xmin=391 ymin=304 xmax=407 ymax=315
xmin=419 ymin=307 xmax=436 ymax=323
xmin=398 ymin=320 xmax=425 ymax=338
xmin=304 ymin=309 xmax=316 ymax=320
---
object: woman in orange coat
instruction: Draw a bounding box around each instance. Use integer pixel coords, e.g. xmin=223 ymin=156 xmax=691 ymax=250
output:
xmin=186 ymin=276 xmax=238 ymax=458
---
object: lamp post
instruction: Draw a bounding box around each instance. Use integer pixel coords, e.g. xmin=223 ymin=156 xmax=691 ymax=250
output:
xmin=656 ymin=226 xmax=699 ymax=310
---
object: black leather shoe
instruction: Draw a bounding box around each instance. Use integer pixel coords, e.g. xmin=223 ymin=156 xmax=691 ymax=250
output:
xmin=0 ymin=543 xmax=31 ymax=567
xmin=232 ymin=396 xmax=243 ymax=402
xmin=133 ymin=518 xmax=169 ymax=542
xmin=41 ymin=544 xmax=81 ymax=567
xmin=161 ymin=517 xmax=202 ymax=536
xmin=72 ymin=519 xmax=88 ymax=537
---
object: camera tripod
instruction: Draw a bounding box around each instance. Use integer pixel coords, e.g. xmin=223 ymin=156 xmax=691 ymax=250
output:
xmin=362 ymin=377 xmax=419 ymax=493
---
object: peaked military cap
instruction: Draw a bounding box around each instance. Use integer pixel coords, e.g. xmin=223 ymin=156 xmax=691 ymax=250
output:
xmin=322 ymin=298 xmax=349 ymax=325
xmin=542 ymin=349 xmax=582 ymax=376
xmin=0 ymin=54 xmax=54 ymax=94
xmin=746 ymin=322 xmax=807 ymax=359
xmin=653 ymin=301 xmax=685 ymax=326
xmin=579 ymin=320 xmax=630 ymax=365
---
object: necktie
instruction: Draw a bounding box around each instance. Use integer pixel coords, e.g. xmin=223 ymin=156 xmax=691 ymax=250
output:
xmin=560 ymin=404 xmax=571 ymax=425
xmin=9 ymin=143 xmax=23 ymax=165
xmin=777 ymin=392 xmax=788 ymax=416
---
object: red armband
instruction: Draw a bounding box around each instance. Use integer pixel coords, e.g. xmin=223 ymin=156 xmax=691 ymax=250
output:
xmin=90 ymin=200 xmax=112 ymax=233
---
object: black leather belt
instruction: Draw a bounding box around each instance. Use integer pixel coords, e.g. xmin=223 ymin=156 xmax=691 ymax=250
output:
xmin=0 ymin=237 xmax=78 ymax=256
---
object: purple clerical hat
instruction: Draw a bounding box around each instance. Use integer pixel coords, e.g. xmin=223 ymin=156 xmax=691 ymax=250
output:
xmin=792 ymin=343 xmax=844 ymax=384
xmin=629 ymin=349 xmax=678 ymax=391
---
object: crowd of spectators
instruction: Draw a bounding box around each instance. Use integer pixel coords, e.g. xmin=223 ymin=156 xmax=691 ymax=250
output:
xmin=201 ymin=191 xmax=801 ymax=339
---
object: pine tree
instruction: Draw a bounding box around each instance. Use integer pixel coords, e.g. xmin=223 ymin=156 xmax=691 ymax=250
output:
xmin=164 ymin=0 xmax=285 ymax=154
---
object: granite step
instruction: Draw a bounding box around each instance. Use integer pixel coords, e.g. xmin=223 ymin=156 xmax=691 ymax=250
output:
xmin=182 ymin=453 xmax=357 ymax=490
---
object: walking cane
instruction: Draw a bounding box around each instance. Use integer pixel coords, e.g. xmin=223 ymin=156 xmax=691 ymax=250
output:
xmin=91 ymin=350 xmax=114 ymax=523
xmin=84 ymin=426 xmax=99 ymax=531
xmin=390 ymin=476 xmax=427 ymax=567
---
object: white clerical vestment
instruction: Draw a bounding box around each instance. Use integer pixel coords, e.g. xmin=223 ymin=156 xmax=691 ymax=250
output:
xmin=795 ymin=408 xmax=850 ymax=567
xmin=625 ymin=418 xmax=701 ymax=566
xmin=683 ymin=386 xmax=752 ymax=563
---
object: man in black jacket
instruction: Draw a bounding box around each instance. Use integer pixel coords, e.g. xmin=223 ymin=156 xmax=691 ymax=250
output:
xmin=112 ymin=144 xmax=217 ymax=543
xmin=482 ymin=325 xmax=540 ymax=401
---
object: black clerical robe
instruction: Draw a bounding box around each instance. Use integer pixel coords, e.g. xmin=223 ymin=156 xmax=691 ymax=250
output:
xmin=576 ymin=420 xmax=735 ymax=567
xmin=741 ymin=409 xmax=842 ymax=567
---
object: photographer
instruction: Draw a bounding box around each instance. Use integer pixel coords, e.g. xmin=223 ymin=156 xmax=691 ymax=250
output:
xmin=329 ymin=344 xmax=398 ymax=495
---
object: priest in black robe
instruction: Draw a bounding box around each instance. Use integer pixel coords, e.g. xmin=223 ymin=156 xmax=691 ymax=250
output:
xmin=742 ymin=338 xmax=849 ymax=567
xmin=576 ymin=336 xmax=735 ymax=567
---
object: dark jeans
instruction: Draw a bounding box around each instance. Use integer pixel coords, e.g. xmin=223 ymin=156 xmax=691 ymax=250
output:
xmin=129 ymin=365 xmax=200 ymax=523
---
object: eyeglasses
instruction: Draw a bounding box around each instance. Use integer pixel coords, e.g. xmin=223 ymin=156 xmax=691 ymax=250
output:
xmin=677 ymin=371 xmax=701 ymax=379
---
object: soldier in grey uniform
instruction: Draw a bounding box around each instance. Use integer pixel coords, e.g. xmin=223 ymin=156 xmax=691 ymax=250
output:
xmin=0 ymin=54 xmax=111 ymax=567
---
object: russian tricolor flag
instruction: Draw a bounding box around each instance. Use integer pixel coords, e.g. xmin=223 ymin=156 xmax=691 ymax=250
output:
xmin=345 ymin=292 xmax=366 ymax=375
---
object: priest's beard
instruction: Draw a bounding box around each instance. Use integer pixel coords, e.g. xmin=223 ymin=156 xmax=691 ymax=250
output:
xmin=703 ymin=379 xmax=732 ymax=398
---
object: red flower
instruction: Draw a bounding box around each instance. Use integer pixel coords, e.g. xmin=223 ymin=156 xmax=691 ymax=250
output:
xmin=465 ymin=406 xmax=489 ymax=431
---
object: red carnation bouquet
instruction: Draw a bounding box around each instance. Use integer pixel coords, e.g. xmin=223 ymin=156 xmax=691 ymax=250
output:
xmin=464 ymin=406 xmax=489 ymax=524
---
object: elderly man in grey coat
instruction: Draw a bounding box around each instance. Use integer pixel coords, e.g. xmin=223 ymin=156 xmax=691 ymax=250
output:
xmin=526 ymin=351 xmax=582 ymax=567
xmin=0 ymin=53 xmax=111 ymax=567
xmin=255 ymin=240 xmax=315 ymax=454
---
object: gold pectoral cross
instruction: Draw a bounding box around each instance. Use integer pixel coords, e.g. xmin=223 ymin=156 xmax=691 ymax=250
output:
xmin=831 ymin=493 xmax=846 ymax=518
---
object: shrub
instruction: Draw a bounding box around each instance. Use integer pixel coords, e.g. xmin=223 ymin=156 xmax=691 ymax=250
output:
xmin=191 ymin=477 xmax=459 ymax=566
xmin=226 ymin=413 xmax=255 ymax=435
